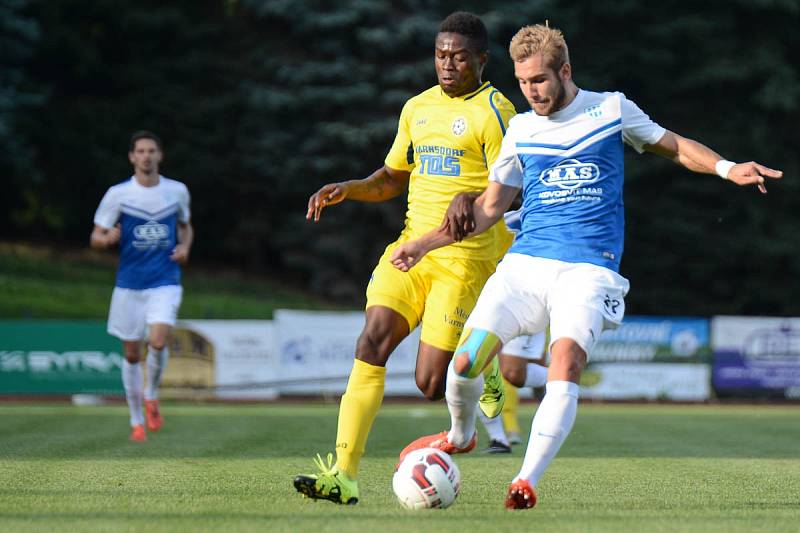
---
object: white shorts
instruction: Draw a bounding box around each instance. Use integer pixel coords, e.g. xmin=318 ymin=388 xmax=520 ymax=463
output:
xmin=464 ymin=253 xmax=629 ymax=357
xmin=107 ymin=285 xmax=183 ymax=341
xmin=502 ymin=332 xmax=547 ymax=361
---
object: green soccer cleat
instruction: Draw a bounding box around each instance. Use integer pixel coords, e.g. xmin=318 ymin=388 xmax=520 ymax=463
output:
xmin=293 ymin=453 xmax=359 ymax=505
xmin=479 ymin=357 xmax=505 ymax=419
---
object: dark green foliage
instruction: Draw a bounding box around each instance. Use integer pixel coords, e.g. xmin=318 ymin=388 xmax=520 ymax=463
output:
xmin=3 ymin=0 xmax=799 ymax=313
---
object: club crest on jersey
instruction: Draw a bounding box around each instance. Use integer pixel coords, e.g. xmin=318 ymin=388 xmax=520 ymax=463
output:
xmin=451 ymin=117 xmax=467 ymax=136
xmin=133 ymin=220 xmax=170 ymax=249
xmin=584 ymin=104 xmax=603 ymax=118
xmin=539 ymin=159 xmax=601 ymax=190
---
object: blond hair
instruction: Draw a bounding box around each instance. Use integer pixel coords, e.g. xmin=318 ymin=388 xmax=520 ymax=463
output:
xmin=509 ymin=24 xmax=569 ymax=69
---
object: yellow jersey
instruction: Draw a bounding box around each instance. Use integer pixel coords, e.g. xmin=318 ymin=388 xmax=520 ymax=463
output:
xmin=385 ymin=81 xmax=516 ymax=261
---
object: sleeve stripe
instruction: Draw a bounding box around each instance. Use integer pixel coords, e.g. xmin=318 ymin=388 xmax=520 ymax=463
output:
xmin=488 ymin=90 xmax=507 ymax=135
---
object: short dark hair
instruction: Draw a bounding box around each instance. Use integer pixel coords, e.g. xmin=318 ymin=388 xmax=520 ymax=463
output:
xmin=438 ymin=11 xmax=489 ymax=53
xmin=129 ymin=130 xmax=163 ymax=152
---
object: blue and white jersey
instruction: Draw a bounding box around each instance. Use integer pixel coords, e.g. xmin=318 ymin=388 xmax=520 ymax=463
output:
xmin=94 ymin=176 xmax=191 ymax=290
xmin=490 ymin=90 xmax=665 ymax=272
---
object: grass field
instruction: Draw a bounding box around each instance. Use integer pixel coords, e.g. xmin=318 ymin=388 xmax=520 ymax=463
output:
xmin=1 ymin=402 xmax=798 ymax=532
xmin=0 ymin=242 xmax=343 ymax=319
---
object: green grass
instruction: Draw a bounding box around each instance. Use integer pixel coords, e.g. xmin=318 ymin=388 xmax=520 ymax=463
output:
xmin=1 ymin=403 xmax=798 ymax=532
xmin=0 ymin=243 xmax=345 ymax=319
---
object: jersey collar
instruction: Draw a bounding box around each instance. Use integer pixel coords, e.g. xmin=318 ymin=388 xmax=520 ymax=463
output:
xmin=440 ymin=81 xmax=492 ymax=101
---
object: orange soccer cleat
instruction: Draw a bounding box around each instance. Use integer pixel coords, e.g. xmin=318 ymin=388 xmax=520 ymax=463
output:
xmin=398 ymin=430 xmax=477 ymax=465
xmin=144 ymin=400 xmax=163 ymax=432
xmin=129 ymin=424 xmax=147 ymax=442
xmin=505 ymin=479 xmax=537 ymax=510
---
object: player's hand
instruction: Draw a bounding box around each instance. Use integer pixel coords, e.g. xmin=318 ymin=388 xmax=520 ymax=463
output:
xmin=390 ymin=241 xmax=427 ymax=272
xmin=170 ymin=243 xmax=190 ymax=264
xmin=306 ymin=182 xmax=350 ymax=222
xmin=727 ymin=162 xmax=783 ymax=194
xmin=443 ymin=192 xmax=478 ymax=242
xmin=105 ymin=225 xmax=121 ymax=247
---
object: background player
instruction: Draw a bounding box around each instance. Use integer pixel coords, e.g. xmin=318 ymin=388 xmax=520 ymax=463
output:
xmin=91 ymin=130 xmax=193 ymax=442
xmin=293 ymin=12 xmax=516 ymax=505
xmin=392 ymin=23 xmax=782 ymax=508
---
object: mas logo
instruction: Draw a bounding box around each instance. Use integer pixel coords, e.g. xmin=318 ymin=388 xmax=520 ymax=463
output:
xmin=133 ymin=220 xmax=170 ymax=249
xmin=539 ymin=159 xmax=601 ymax=189
xmin=451 ymin=117 xmax=467 ymax=136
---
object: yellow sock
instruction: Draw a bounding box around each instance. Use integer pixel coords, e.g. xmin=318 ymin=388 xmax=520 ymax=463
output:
xmin=334 ymin=358 xmax=386 ymax=479
xmin=501 ymin=377 xmax=521 ymax=434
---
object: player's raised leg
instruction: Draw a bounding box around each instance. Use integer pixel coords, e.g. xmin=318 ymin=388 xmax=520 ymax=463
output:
xmin=294 ymin=306 xmax=408 ymax=505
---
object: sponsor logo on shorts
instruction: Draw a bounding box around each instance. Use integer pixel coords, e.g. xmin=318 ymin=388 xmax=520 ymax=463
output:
xmin=444 ymin=306 xmax=468 ymax=330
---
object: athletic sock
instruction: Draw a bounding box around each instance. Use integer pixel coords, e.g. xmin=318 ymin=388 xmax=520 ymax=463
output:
xmin=446 ymin=363 xmax=482 ymax=447
xmin=122 ymin=360 xmax=145 ymax=427
xmin=501 ymin=377 xmax=522 ymax=435
xmin=524 ymin=363 xmax=549 ymax=388
xmin=144 ymin=346 xmax=169 ymax=401
xmin=479 ymin=410 xmax=509 ymax=446
xmin=516 ymin=380 xmax=579 ymax=487
xmin=334 ymin=358 xmax=386 ymax=479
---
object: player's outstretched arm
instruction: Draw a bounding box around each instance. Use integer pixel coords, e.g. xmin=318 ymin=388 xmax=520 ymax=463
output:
xmin=391 ymin=182 xmax=519 ymax=271
xmin=90 ymin=224 xmax=120 ymax=250
xmin=644 ymin=131 xmax=783 ymax=193
xmin=306 ymin=165 xmax=410 ymax=222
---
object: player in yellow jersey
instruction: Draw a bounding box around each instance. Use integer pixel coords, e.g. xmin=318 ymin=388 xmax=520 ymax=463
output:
xmin=293 ymin=12 xmax=516 ymax=504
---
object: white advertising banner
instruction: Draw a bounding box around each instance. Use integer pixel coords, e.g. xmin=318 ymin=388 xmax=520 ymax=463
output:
xmin=580 ymin=363 xmax=711 ymax=401
xmin=275 ymin=309 xmax=423 ymax=396
xmin=172 ymin=320 xmax=277 ymax=399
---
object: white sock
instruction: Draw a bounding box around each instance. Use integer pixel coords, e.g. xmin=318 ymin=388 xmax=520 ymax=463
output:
xmin=122 ymin=360 xmax=145 ymax=427
xmin=516 ymin=380 xmax=579 ymax=486
xmin=524 ymin=363 xmax=549 ymax=388
xmin=144 ymin=346 xmax=168 ymax=401
xmin=479 ymin=410 xmax=509 ymax=446
xmin=445 ymin=363 xmax=482 ymax=448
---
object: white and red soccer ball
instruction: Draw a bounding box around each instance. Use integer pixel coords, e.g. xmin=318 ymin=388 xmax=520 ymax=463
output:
xmin=392 ymin=448 xmax=461 ymax=509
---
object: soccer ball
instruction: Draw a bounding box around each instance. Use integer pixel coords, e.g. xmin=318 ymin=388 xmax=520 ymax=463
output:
xmin=392 ymin=448 xmax=461 ymax=509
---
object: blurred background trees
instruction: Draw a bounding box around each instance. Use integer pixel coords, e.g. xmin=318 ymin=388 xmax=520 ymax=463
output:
xmin=2 ymin=0 xmax=798 ymax=313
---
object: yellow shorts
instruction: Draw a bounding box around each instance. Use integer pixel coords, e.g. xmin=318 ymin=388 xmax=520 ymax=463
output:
xmin=366 ymin=240 xmax=497 ymax=351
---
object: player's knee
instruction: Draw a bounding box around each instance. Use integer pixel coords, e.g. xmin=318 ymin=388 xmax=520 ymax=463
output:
xmin=123 ymin=345 xmax=141 ymax=363
xmin=416 ymin=373 xmax=445 ymax=401
xmin=356 ymin=330 xmax=393 ymax=365
xmin=502 ymin=366 xmax=526 ymax=388
xmin=550 ymin=338 xmax=587 ymax=381
xmin=149 ymin=338 xmax=167 ymax=351
xmin=452 ymin=328 xmax=500 ymax=379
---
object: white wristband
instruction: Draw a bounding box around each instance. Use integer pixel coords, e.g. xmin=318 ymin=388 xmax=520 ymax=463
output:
xmin=715 ymin=160 xmax=736 ymax=180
